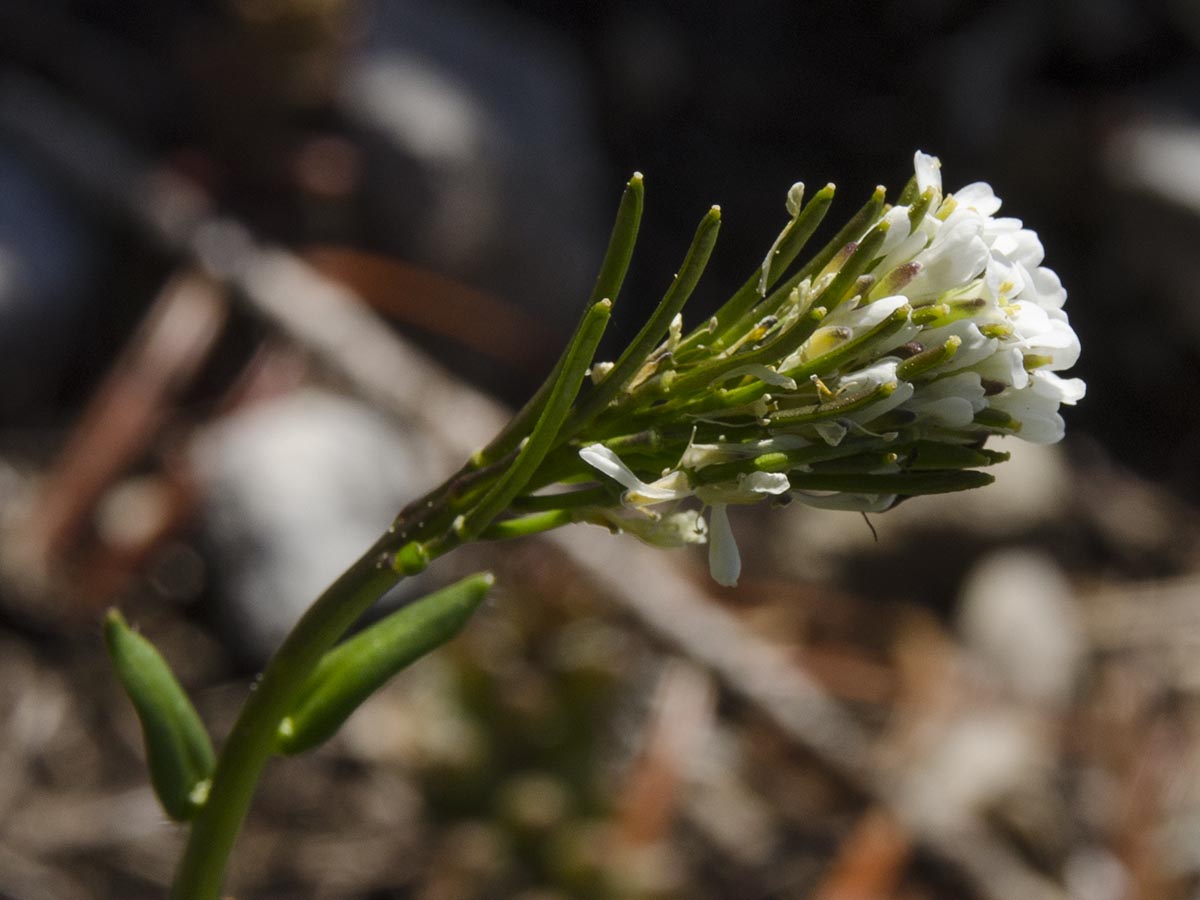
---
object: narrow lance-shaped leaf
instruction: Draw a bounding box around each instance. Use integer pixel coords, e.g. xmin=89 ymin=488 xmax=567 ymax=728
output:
xmin=564 ymin=204 xmax=721 ymax=432
xmin=674 ymin=215 xmax=893 ymax=403
xmin=704 ymin=301 xmax=912 ymax=413
xmin=277 ymin=572 xmax=494 ymax=755
xmin=787 ymin=469 xmax=995 ymax=495
xmin=475 ymin=174 xmax=643 ymax=466
xmin=588 ymin=172 xmax=645 ymax=306
xmin=691 ymin=183 xmax=836 ymax=355
xmin=796 ymin=188 xmax=892 ymax=286
xmin=453 ymin=298 xmax=612 ymax=543
xmin=752 ymin=185 xmax=888 ymax=325
xmin=104 ymin=610 xmax=216 ymax=821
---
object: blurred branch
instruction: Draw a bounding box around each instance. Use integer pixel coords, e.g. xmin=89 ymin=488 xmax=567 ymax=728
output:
xmin=304 ymin=247 xmax=557 ymax=378
xmin=548 ymin=530 xmax=1068 ymax=900
xmin=19 ymin=273 xmax=224 ymax=576
xmin=0 ymin=71 xmax=510 ymax=462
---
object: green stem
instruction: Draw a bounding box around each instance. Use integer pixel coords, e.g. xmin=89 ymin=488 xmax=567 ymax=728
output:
xmin=171 ymin=296 xmax=613 ymax=898
xmin=454 ymin=299 xmax=612 ymax=543
xmin=170 ymin=528 xmax=450 ymax=899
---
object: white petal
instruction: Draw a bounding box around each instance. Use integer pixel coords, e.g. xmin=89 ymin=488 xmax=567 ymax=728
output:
xmin=991 ymin=226 xmax=1044 ymax=268
xmin=814 ymin=420 xmax=848 ymax=446
xmin=579 ymin=444 xmax=645 ymax=491
xmin=695 ymin=470 xmax=791 ymax=505
xmin=914 ymin=151 xmax=943 ymax=196
xmin=837 ymin=358 xmax=901 ymax=392
xmin=1023 ymin=266 xmax=1067 ymax=310
xmin=906 ymin=372 xmax=986 ymax=427
xmin=1008 ymin=302 xmax=1081 ymax=369
xmin=825 ymin=293 xmax=909 ymax=331
xmin=917 ymin=322 xmax=999 ymax=373
xmin=740 ymin=471 xmax=791 ymax=494
xmin=972 ymin=346 xmax=1029 ymax=389
xmin=628 ymin=470 xmax=694 ymax=504
xmin=1032 ymin=370 xmax=1086 ymax=405
xmin=989 ymin=370 xmax=1085 ymax=444
xmin=905 ymin=217 xmax=990 ymax=300
xmin=952 ymin=182 xmax=1002 ymax=216
xmin=912 ymin=396 xmax=978 ymax=427
xmin=878 ymin=231 xmax=930 ymax=276
xmin=679 ymin=442 xmax=739 ymax=470
xmin=984 ymin=253 xmax=1025 ymax=303
xmin=707 ymin=504 xmax=742 ymax=587
xmin=877 ymin=205 xmax=914 ymax=258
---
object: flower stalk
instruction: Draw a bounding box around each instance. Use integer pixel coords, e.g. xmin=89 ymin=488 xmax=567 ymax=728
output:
xmin=102 ymin=152 xmax=1083 ymax=897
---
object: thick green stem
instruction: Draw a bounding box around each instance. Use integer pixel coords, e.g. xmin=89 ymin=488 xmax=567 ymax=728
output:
xmin=170 ymin=530 xmax=439 ymax=899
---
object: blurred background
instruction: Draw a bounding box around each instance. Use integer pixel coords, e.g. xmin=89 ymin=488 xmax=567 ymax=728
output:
xmin=2 ymin=1 xmax=1200 ymax=898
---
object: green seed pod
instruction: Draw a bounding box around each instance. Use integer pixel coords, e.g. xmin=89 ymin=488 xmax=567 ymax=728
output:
xmin=104 ymin=610 xmax=215 ymax=821
xmin=276 ymin=571 xmax=494 ymax=755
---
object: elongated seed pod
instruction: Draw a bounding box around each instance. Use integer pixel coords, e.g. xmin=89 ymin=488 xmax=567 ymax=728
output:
xmin=104 ymin=610 xmax=216 ymax=821
xmin=276 ymin=572 xmax=494 ymax=755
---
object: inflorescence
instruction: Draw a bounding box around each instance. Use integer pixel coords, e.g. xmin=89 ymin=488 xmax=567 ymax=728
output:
xmin=563 ymin=151 xmax=1084 ymax=585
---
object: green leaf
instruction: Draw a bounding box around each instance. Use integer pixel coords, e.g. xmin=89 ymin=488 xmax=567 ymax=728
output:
xmin=565 ymin=205 xmax=721 ymax=431
xmin=454 ymin=298 xmax=612 ymax=543
xmin=277 ymin=572 xmax=494 ymax=755
xmin=767 ymin=380 xmax=898 ymax=425
xmin=475 ymin=174 xmax=643 ymax=467
xmin=709 ymin=185 xmax=887 ymax=347
xmin=666 ymin=305 xmax=826 ymax=400
xmin=783 ymin=301 xmax=911 ymax=380
xmin=902 ymin=440 xmax=1010 ymax=471
xmin=588 ymin=172 xmax=645 ymax=306
xmin=806 ymin=218 xmax=891 ymax=316
xmin=104 ymin=610 xmax=215 ymax=821
xmin=687 ymin=183 xmax=835 ymax=354
xmin=788 ymin=469 xmax=995 ymax=495
xmin=793 ymin=185 xmax=887 ymax=287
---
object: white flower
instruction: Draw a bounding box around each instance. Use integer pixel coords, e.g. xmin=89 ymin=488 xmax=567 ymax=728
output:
xmin=902 ymin=372 xmax=986 ymax=427
xmin=579 ymin=443 xmax=788 ymax=586
xmin=901 ymin=210 xmax=991 ymax=301
xmin=855 ymin=151 xmax=1084 ymax=443
xmin=594 ymin=507 xmax=708 ymax=548
xmin=989 ymin=370 xmax=1086 ymax=444
xmin=953 ymin=182 xmax=1002 ymax=216
xmin=578 ymin=444 xmax=691 ymax=505
xmin=1007 ymin=301 xmax=1081 ymax=370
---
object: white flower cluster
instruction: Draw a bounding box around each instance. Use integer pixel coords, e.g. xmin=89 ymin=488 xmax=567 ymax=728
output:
xmin=578 ymin=152 xmax=1085 ymax=586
